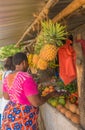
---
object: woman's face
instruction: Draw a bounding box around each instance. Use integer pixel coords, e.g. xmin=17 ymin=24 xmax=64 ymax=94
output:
xmin=15 ymin=60 xmax=28 ymax=72
xmin=23 ymin=60 xmax=28 ymax=72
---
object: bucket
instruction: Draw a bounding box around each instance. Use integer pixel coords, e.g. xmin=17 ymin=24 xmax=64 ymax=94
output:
xmin=0 ymin=113 xmax=2 ymax=128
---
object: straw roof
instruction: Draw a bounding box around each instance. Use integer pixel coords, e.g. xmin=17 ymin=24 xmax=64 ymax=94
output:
xmin=0 ymin=0 xmax=45 ymax=47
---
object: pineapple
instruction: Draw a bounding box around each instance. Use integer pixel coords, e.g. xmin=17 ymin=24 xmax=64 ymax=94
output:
xmin=41 ymin=20 xmax=67 ymax=47
xmin=33 ymin=20 xmax=68 ymax=69
xmin=32 ymin=54 xmax=39 ymax=67
xmin=37 ymin=58 xmax=48 ymax=70
xmin=39 ymin=44 xmax=58 ymax=61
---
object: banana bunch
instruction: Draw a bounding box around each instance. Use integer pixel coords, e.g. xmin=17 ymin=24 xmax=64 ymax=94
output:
xmin=41 ymin=20 xmax=68 ymax=47
xmin=27 ymin=54 xmax=33 ymax=67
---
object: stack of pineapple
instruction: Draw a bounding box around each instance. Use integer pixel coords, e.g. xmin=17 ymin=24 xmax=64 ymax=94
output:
xmin=31 ymin=20 xmax=68 ymax=70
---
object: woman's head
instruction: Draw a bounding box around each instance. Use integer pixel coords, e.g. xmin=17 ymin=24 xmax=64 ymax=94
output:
xmin=13 ymin=52 xmax=28 ymax=72
xmin=4 ymin=56 xmax=15 ymax=71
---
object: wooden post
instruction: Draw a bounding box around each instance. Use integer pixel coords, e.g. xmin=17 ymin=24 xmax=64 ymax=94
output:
xmin=53 ymin=0 xmax=85 ymax=23
xmin=74 ymin=43 xmax=85 ymax=129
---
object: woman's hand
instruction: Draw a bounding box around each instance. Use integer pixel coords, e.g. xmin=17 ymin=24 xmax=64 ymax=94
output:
xmin=27 ymin=90 xmax=58 ymax=107
xmin=42 ymin=90 xmax=58 ymax=101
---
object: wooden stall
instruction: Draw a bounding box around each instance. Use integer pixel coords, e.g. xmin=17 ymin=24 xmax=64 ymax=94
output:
xmin=0 ymin=0 xmax=85 ymax=130
xmin=15 ymin=1 xmax=85 ymax=130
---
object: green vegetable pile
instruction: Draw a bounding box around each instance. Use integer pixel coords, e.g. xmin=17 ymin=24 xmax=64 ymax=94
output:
xmin=56 ymin=80 xmax=77 ymax=94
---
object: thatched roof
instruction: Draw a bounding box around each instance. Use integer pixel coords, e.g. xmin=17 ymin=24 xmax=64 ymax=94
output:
xmin=0 ymin=0 xmax=85 ymax=47
xmin=0 ymin=0 xmax=45 ymax=47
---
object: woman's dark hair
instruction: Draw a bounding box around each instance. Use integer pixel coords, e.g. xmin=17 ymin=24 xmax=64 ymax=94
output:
xmin=13 ymin=52 xmax=28 ymax=66
xmin=4 ymin=56 xmax=15 ymax=71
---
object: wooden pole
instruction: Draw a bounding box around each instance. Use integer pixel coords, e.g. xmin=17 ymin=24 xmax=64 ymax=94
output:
xmin=52 ymin=0 xmax=85 ymax=23
xmin=16 ymin=0 xmax=59 ymax=47
xmin=74 ymin=42 xmax=85 ymax=129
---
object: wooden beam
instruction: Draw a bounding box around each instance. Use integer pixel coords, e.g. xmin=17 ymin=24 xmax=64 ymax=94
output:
xmin=74 ymin=42 xmax=85 ymax=129
xmin=23 ymin=39 xmax=36 ymax=44
xmin=16 ymin=0 xmax=59 ymax=46
xmin=52 ymin=0 xmax=85 ymax=23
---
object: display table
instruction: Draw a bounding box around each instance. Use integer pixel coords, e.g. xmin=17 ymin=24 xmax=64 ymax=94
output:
xmin=39 ymin=103 xmax=82 ymax=130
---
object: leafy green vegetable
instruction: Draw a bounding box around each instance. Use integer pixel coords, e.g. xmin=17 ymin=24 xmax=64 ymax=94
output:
xmin=56 ymin=80 xmax=77 ymax=93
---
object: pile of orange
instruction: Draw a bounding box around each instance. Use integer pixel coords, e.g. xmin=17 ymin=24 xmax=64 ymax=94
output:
xmin=42 ymin=86 xmax=55 ymax=96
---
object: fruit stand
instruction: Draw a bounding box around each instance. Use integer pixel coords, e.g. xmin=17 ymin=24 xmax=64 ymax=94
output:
xmin=0 ymin=0 xmax=85 ymax=130
xmin=37 ymin=78 xmax=81 ymax=130
xmin=24 ymin=0 xmax=85 ymax=129
xmin=26 ymin=18 xmax=84 ymax=130
xmin=25 ymin=1 xmax=85 ymax=129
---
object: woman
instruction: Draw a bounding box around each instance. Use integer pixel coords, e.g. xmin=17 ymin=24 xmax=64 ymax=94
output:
xmin=2 ymin=56 xmax=15 ymax=82
xmin=1 ymin=56 xmax=15 ymax=127
xmin=2 ymin=52 xmax=57 ymax=130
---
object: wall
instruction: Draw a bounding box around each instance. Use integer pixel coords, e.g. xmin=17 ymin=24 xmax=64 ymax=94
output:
xmin=39 ymin=103 xmax=82 ymax=130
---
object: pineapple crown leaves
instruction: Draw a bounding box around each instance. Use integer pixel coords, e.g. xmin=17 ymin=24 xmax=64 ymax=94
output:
xmin=34 ymin=20 xmax=68 ymax=54
xmin=41 ymin=20 xmax=68 ymax=46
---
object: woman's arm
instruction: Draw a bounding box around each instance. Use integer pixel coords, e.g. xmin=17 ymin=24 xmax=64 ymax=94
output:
xmin=27 ymin=91 xmax=57 ymax=107
xmin=24 ymin=76 xmax=58 ymax=107
xmin=3 ymin=92 xmax=10 ymax=100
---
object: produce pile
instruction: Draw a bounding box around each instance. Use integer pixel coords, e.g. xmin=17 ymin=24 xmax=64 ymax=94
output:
xmin=38 ymin=79 xmax=80 ymax=125
xmin=41 ymin=86 xmax=55 ymax=96
xmin=56 ymin=102 xmax=80 ymax=124
xmin=56 ymin=80 xmax=78 ymax=105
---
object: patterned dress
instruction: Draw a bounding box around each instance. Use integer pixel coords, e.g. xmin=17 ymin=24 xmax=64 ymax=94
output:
xmin=1 ymin=72 xmax=39 ymax=130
